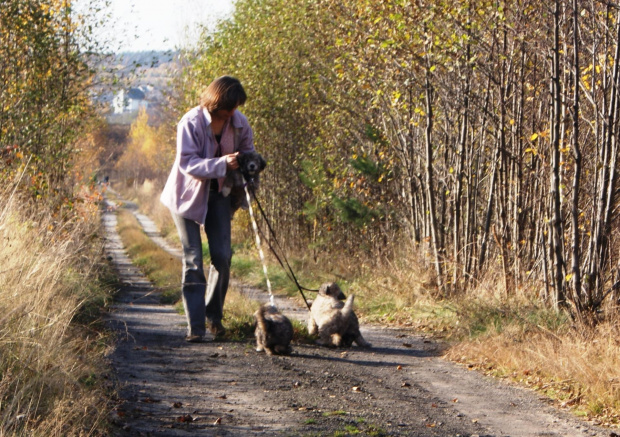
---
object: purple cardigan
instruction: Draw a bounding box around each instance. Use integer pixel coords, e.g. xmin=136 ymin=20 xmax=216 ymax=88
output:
xmin=160 ymin=106 xmax=255 ymax=223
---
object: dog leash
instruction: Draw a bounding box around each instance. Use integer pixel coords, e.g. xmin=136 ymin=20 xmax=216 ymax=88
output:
xmin=243 ymin=182 xmax=276 ymax=308
xmin=244 ymin=179 xmax=315 ymax=311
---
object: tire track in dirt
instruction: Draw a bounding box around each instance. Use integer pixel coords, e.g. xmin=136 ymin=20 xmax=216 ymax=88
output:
xmin=102 ymin=193 xmax=610 ymax=436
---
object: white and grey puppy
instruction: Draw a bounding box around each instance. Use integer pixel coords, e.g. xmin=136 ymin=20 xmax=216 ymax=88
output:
xmin=221 ymin=150 xmax=266 ymax=212
xmin=254 ymin=304 xmax=294 ymax=355
xmin=307 ymin=282 xmax=371 ymax=348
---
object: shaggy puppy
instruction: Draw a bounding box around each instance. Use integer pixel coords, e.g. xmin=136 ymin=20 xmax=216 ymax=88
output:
xmin=254 ymin=304 xmax=294 ymax=355
xmin=221 ymin=151 xmax=266 ymax=212
xmin=307 ymin=282 xmax=371 ymax=348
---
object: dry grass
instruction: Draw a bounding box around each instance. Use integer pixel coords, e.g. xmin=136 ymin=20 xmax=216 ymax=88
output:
xmin=0 ymin=187 xmax=112 ymax=435
xmin=444 ymin=301 xmax=620 ymax=426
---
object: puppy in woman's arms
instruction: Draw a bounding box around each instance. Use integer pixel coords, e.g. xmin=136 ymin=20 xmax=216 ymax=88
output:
xmin=221 ymin=150 xmax=266 ymax=212
xmin=308 ymin=282 xmax=371 ymax=348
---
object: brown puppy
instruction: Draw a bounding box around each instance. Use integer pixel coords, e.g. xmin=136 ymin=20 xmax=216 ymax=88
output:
xmin=254 ymin=304 xmax=293 ymax=355
xmin=307 ymin=282 xmax=371 ymax=348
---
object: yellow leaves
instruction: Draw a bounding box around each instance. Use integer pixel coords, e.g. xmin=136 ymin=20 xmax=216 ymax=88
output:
xmin=529 ymin=130 xmax=548 ymax=143
xmin=117 ymin=108 xmax=169 ymax=175
xmin=391 ymin=90 xmax=401 ymax=104
xmin=582 ymin=79 xmax=591 ymax=91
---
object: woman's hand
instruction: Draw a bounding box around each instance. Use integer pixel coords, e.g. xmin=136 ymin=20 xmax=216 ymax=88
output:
xmin=225 ymin=152 xmax=239 ymax=170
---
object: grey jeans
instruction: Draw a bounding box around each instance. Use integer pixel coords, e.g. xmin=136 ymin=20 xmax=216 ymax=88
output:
xmin=172 ymin=191 xmax=232 ymax=337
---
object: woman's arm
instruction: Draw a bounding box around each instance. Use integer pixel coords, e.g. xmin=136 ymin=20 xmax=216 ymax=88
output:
xmin=177 ymin=116 xmax=227 ymax=181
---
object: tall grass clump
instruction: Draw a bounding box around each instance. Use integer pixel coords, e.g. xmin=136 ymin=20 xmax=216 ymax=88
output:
xmin=0 ymin=186 xmax=112 ymax=436
xmin=433 ymin=267 xmax=620 ymax=425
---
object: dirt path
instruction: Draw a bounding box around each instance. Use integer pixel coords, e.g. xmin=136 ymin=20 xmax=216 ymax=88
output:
xmin=102 ymin=195 xmax=610 ymax=437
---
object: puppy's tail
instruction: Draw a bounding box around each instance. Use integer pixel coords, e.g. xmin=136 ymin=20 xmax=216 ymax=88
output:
xmin=255 ymin=305 xmax=270 ymax=333
xmin=341 ymin=294 xmax=355 ymax=319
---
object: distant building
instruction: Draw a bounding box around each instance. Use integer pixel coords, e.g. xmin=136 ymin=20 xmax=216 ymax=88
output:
xmin=112 ymin=87 xmax=149 ymax=114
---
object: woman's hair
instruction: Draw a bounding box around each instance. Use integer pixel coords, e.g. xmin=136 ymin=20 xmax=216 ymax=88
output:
xmin=200 ymin=76 xmax=247 ymax=113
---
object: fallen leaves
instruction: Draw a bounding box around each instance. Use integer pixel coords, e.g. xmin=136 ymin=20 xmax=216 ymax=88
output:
xmin=176 ymin=414 xmax=193 ymax=423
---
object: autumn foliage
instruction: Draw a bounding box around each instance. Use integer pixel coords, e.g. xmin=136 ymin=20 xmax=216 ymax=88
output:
xmin=114 ymin=108 xmax=173 ymax=183
xmin=0 ymin=0 xmax=99 ymax=205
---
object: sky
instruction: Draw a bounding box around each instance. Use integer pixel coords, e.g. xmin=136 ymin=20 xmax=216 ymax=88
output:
xmin=77 ymin=0 xmax=235 ymax=52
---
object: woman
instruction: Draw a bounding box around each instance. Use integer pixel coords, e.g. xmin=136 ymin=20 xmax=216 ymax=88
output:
xmin=160 ymin=76 xmax=256 ymax=342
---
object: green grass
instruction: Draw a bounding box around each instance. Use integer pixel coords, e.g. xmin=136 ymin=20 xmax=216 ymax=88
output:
xmin=230 ymin=253 xmax=255 ymax=277
xmin=452 ymin=300 xmax=571 ymax=342
xmin=322 ymin=410 xmax=348 ymax=417
xmin=224 ymin=313 xmax=256 ymax=341
xmin=292 ymin=318 xmax=314 ymax=344
xmin=343 ymin=424 xmax=361 ymax=434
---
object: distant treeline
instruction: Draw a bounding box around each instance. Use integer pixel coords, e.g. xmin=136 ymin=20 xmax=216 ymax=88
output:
xmin=112 ymin=50 xmax=179 ymax=68
xmin=173 ymin=0 xmax=620 ymax=319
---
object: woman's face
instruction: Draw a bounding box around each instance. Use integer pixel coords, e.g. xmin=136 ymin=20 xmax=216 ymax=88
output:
xmin=212 ymin=106 xmax=238 ymax=121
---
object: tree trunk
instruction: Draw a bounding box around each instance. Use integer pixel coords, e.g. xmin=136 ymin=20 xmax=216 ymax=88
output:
xmin=424 ymin=56 xmax=444 ymax=294
xmin=569 ymin=0 xmax=583 ymax=315
xmin=550 ymin=0 xmax=566 ymax=310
